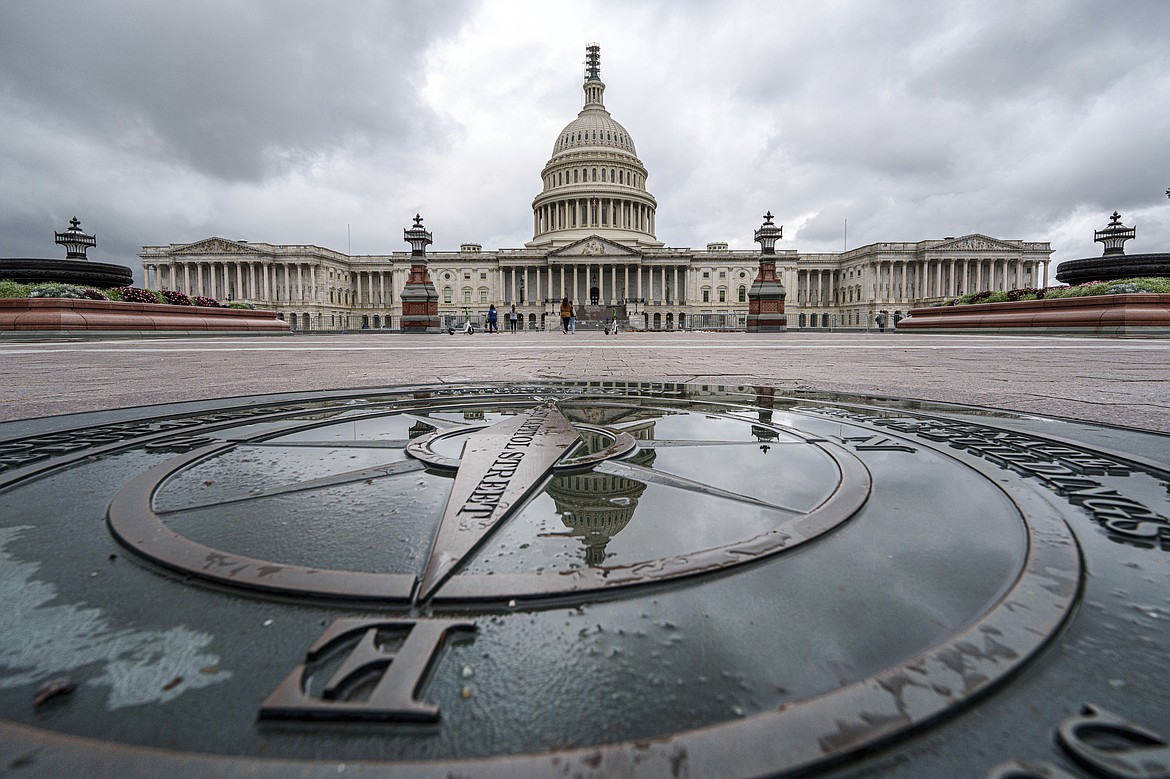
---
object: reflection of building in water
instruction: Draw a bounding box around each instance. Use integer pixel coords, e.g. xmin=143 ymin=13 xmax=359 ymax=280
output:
xmin=547 ymin=446 xmax=656 ymax=566
xmin=408 ymin=420 xmax=436 ymax=439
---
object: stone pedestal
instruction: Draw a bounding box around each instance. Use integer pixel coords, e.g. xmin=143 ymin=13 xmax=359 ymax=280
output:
xmin=746 ymin=258 xmax=787 ymax=332
xmin=399 ymin=263 xmax=440 ymax=333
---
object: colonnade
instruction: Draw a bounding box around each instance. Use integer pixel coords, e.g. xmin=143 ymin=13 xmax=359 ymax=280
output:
xmin=499 ymin=263 xmax=687 ymax=305
xmin=795 ymin=257 xmax=1050 ymax=305
xmin=533 ymin=197 xmax=654 ymax=238
xmin=142 ymin=261 xmax=410 ymax=308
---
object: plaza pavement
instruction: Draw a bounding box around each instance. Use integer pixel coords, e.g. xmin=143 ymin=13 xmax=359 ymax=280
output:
xmin=1 ymin=330 xmax=1169 ymax=434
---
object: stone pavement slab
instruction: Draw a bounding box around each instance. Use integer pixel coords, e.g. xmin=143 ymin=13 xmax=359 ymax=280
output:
xmin=1 ymin=331 xmax=1168 ymax=433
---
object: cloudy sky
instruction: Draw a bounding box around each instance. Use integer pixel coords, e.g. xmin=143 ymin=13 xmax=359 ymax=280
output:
xmin=2 ymin=0 xmax=1168 ymax=283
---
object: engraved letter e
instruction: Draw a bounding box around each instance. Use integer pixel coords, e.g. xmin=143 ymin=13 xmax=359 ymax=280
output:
xmin=260 ymin=618 xmax=476 ymax=722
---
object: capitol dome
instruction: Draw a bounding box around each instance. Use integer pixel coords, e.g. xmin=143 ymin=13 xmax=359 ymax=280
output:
xmin=527 ymin=45 xmax=661 ymax=249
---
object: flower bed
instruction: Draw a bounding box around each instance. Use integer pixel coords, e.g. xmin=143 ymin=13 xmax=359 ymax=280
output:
xmin=0 ymin=297 xmax=291 ymax=337
xmin=897 ymin=293 xmax=1170 ymax=337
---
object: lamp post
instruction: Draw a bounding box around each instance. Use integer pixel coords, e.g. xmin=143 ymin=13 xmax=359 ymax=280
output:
xmin=746 ymin=211 xmax=788 ymax=333
xmin=399 ymin=214 xmax=441 ymax=334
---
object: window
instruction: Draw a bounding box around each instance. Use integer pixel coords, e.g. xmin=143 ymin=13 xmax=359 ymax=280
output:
xmin=574 ymin=170 xmax=579 ymax=183
xmin=463 ymin=272 xmax=471 ymax=280
xmin=480 ymin=272 xmax=487 ymax=280
xmin=592 ymin=168 xmax=597 ymax=181
xmin=601 ymin=169 xmax=607 ymax=182
xmin=480 ymin=289 xmax=488 ymax=304
xmin=463 ymin=289 xmax=471 ymax=304
xmin=443 ymin=287 xmax=452 ymax=303
xmin=719 ymin=271 xmax=726 ymax=278
xmin=702 ymin=289 xmax=710 ymax=302
xmin=738 ymin=285 xmax=747 ymax=302
xmin=718 ymin=289 xmax=726 ymax=303
xmin=702 ymin=271 xmax=710 ymax=279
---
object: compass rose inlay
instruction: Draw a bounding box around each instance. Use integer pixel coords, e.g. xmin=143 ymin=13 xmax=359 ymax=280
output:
xmin=414 ymin=404 xmax=581 ymax=600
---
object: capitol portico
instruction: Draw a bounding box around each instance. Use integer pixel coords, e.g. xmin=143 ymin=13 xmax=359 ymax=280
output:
xmin=140 ymin=45 xmax=1053 ymax=331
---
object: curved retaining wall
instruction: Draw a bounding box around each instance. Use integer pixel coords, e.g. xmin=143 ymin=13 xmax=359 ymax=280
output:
xmin=896 ymin=293 xmax=1170 ymax=337
xmin=0 ymin=298 xmax=291 ymax=337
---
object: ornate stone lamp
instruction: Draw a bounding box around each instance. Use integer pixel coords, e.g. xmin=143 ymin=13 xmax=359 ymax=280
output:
xmin=1094 ymin=211 xmax=1136 ymax=256
xmin=54 ymin=217 xmax=97 ymax=259
xmin=399 ymin=214 xmax=441 ymax=333
xmin=746 ymin=211 xmax=787 ymax=332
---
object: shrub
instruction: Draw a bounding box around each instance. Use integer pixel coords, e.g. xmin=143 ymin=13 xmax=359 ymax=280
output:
xmin=81 ymin=288 xmax=108 ymax=300
xmin=28 ymin=283 xmax=86 ymax=299
xmin=192 ymin=295 xmax=222 ymax=307
xmin=227 ymin=302 xmax=256 ymax=309
xmin=114 ymin=286 xmax=161 ymax=304
xmin=159 ymin=289 xmax=192 ymax=306
xmin=1006 ymin=287 xmax=1045 ymax=301
xmin=0 ymin=280 xmax=32 ymax=298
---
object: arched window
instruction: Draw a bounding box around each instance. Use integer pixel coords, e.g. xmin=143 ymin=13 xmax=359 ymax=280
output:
xmin=592 ymin=168 xmax=597 ymax=181
xmin=443 ymin=286 xmax=452 ymax=303
xmin=601 ymin=169 xmax=606 ymax=182
xmin=610 ymin=168 xmax=615 ymax=182
xmin=574 ymin=170 xmax=579 ymax=183
xmin=738 ymin=285 xmax=747 ymax=302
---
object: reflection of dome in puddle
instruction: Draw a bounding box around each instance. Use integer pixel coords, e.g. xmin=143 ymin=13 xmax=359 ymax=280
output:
xmin=547 ymin=447 xmax=655 ymax=566
xmin=408 ymin=420 xmax=436 ymax=439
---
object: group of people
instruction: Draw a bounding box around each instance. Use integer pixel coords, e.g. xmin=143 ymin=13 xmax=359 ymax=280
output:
xmin=451 ymin=304 xmax=520 ymax=335
xmin=451 ymin=299 xmax=620 ymax=335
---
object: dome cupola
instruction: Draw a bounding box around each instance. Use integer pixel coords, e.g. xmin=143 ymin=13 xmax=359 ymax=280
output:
xmin=527 ymin=44 xmax=661 ymax=249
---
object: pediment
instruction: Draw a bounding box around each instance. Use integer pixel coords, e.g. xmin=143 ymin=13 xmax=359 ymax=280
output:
xmin=933 ymin=234 xmax=1017 ymax=252
xmin=172 ymin=237 xmax=263 ymax=256
xmin=550 ymin=235 xmax=639 ymax=259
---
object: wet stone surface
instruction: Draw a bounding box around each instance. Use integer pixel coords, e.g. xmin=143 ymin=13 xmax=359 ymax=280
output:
xmin=0 ymin=382 xmax=1167 ymax=778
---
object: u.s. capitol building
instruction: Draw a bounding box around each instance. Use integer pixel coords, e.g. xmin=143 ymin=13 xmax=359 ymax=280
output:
xmin=139 ymin=45 xmax=1052 ymax=331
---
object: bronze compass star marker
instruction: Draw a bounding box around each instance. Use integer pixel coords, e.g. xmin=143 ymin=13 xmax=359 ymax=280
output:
xmin=415 ymin=404 xmax=581 ymax=602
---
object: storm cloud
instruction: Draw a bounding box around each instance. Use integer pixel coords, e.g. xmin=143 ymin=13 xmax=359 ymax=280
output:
xmin=1 ymin=0 xmax=1166 ymax=281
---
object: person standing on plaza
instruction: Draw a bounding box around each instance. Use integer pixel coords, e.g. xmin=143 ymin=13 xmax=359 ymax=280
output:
xmin=486 ymin=304 xmax=498 ymax=333
xmin=508 ymin=304 xmax=519 ymax=334
xmin=568 ymin=299 xmax=577 ymax=334
xmin=559 ymin=297 xmax=572 ymax=334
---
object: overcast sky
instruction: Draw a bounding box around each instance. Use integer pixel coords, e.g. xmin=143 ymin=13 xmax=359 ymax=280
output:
xmin=2 ymin=0 xmax=1168 ymax=284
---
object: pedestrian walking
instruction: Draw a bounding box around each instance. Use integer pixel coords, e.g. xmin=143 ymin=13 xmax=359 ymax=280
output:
xmin=508 ymin=304 xmax=519 ymax=333
xmin=486 ymin=304 xmax=498 ymax=333
xmin=568 ymin=300 xmax=576 ymax=334
xmin=559 ymin=297 xmax=572 ymax=333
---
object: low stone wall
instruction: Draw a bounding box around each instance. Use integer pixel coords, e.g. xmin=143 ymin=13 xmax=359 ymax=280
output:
xmin=897 ymin=293 xmax=1170 ymax=337
xmin=0 ymin=298 xmax=292 ymax=337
